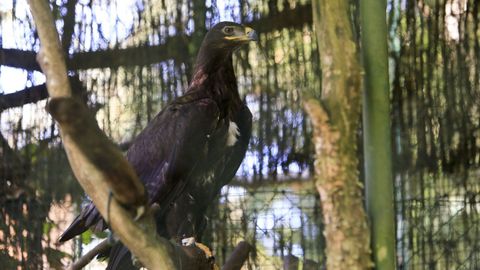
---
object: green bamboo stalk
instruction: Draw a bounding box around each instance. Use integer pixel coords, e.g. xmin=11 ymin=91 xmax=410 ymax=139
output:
xmin=360 ymin=0 xmax=396 ymax=269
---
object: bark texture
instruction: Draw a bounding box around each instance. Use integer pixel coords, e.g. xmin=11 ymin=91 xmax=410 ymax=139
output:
xmin=305 ymin=1 xmax=373 ymax=269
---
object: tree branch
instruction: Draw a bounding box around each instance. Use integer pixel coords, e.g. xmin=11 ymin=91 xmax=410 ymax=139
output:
xmin=249 ymin=4 xmax=312 ymax=34
xmin=0 ymin=77 xmax=84 ymax=111
xmin=0 ymin=84 xmax=48 ymax=111
xmin=221 ymin=241 xmax=252 ymax=270
xmin=0 ymin=40 xmax=184 ymax=72
xmin=0 ymin=48 xmax=41 ymax=70
xmin=69 ymin=239 xmax=251 ymax=270
xmin=61 ymin=0 xmax=79 ymax=52
xmin=1 ymin=4 xmax=312 ymax=72
xmin=27 ymin=1 xmax=214 ymax=269
xmin=0 ymin=40 xmax=185 ymax=72
xmin=46 ymin=97 xmax=147 ymax=207
xmin=0 ymin=132 xmax=27 ymax=192
xmin=67 ymin=239 xmax=110 ymax=270
xmin=27 ymin=1 xmax=71 ymax=98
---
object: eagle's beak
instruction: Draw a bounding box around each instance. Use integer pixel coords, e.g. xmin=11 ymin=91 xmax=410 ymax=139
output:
xmin=245 ymin=27 xmax=258 ymax=41
xmin=224 ymin=26 xmax=258 ymax=42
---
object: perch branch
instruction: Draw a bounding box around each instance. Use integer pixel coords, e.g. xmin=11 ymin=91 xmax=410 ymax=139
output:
xmin=27 ymin=1 xmax=70 ymax=98
xmin=47 ymin=97 xmax=147 ymax=207
xmin=27 ymin=1 xmax=216 ymax=269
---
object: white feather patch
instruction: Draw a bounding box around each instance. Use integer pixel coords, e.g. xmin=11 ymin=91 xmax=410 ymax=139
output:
xmin=227 ymin=121 xmax=240 ymax=146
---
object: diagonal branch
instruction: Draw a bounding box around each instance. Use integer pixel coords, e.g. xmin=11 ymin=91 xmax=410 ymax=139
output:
xmin=67 ymin=239 xmax=110 ymax=270
xmin=221 ymin=241 xmax=252 ymax=270
xmin=46 ymin=97 xmax=147 ymax=207
xmin=27 ymin=1 xmax=214 ymax=269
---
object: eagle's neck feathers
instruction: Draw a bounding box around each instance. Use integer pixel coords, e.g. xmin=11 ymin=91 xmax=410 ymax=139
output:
xmin=188 ymin=47 xmax=242 ymax=118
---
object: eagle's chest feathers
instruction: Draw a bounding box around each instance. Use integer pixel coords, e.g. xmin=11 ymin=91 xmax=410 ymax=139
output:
xmin=202 ymin=170 xmax=216 ymax=184
xmin=200 ymin=121 xmax=239 ymax=184
xmin=226 ymin=121 xmax=240 ymax=146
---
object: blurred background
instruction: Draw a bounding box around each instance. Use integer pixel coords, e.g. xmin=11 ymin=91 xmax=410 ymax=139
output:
xmin=0 ymin=0 xmax=479 ymax=269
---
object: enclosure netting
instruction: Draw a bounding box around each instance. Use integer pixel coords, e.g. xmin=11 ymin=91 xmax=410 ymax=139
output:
xmin=0 ymin=0 xmax=479 ymax=269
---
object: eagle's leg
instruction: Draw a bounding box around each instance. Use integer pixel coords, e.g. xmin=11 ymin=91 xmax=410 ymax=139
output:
xmin=130 ymin=204 xmax=161 ymax=268
xmin=105 ymin=186 xmax=147 ymax=244
xmin=105 ymin=190 xmax=118 ymax=245
xmin=107 ymin=230 xmax=117 ymax=245
xmin=181 ymin=239 xmax=219 ymax=269
xmin=134 ymin=205 xmax=146 ymax=221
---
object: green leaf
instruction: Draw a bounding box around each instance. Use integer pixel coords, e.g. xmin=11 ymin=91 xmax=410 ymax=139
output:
xmin=81 ymin=229 xmax=93 ymax=245
xmin=43 ymin=221 xmax=54 ymax=236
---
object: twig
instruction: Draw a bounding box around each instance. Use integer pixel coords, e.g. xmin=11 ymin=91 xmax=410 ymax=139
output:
xmin=222 ymin=241 xmax=252 ymax=270
xmin=67 ymin=239 xmax=110 ymax=270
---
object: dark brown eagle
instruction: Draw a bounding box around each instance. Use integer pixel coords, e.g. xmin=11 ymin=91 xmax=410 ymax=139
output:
xmin=58 ymin=22 xmax=256 ymax=269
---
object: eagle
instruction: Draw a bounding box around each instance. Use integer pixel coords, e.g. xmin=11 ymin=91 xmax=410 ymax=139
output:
xmin=59 ymin=22 xmax=256 ymax=269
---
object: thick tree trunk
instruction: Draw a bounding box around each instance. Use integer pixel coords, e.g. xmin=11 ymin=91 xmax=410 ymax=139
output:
xmin=304 ymin=1 xmax=372 ymax=269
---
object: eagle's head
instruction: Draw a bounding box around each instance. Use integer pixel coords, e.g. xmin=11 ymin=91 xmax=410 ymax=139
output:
xmin=202 ymin=21 xmax=258 ymax=51
xmin=190 ymin=22 xmax=257 ymax=88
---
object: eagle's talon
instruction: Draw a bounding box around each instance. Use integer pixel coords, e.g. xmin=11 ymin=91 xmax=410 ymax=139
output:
xmin=193 ymin=241 xmax=218 ymax=268
xmin=133 ymin=205 xmax=146 ymax=221
xmin=131 ymin=253 xmax=144 ymax=268
xmin=182 ymin=237 xmax=196 ymax=246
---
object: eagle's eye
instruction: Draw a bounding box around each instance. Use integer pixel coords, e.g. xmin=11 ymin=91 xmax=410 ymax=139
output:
xmin=223 ymin=26 xmax=234 ymax=35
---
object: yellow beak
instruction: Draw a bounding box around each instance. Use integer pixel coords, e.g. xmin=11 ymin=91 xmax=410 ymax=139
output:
xmin=245 ymin=27 xmax=258 ymax=41
xmin=224 ymin=26 xmax=258 ymax=42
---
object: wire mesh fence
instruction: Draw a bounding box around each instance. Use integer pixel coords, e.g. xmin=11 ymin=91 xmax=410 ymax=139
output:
xmin=395 ymin=172 xmax=480 ymax=270
xmin=207 ymin=183 xmax=325 ymax=269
